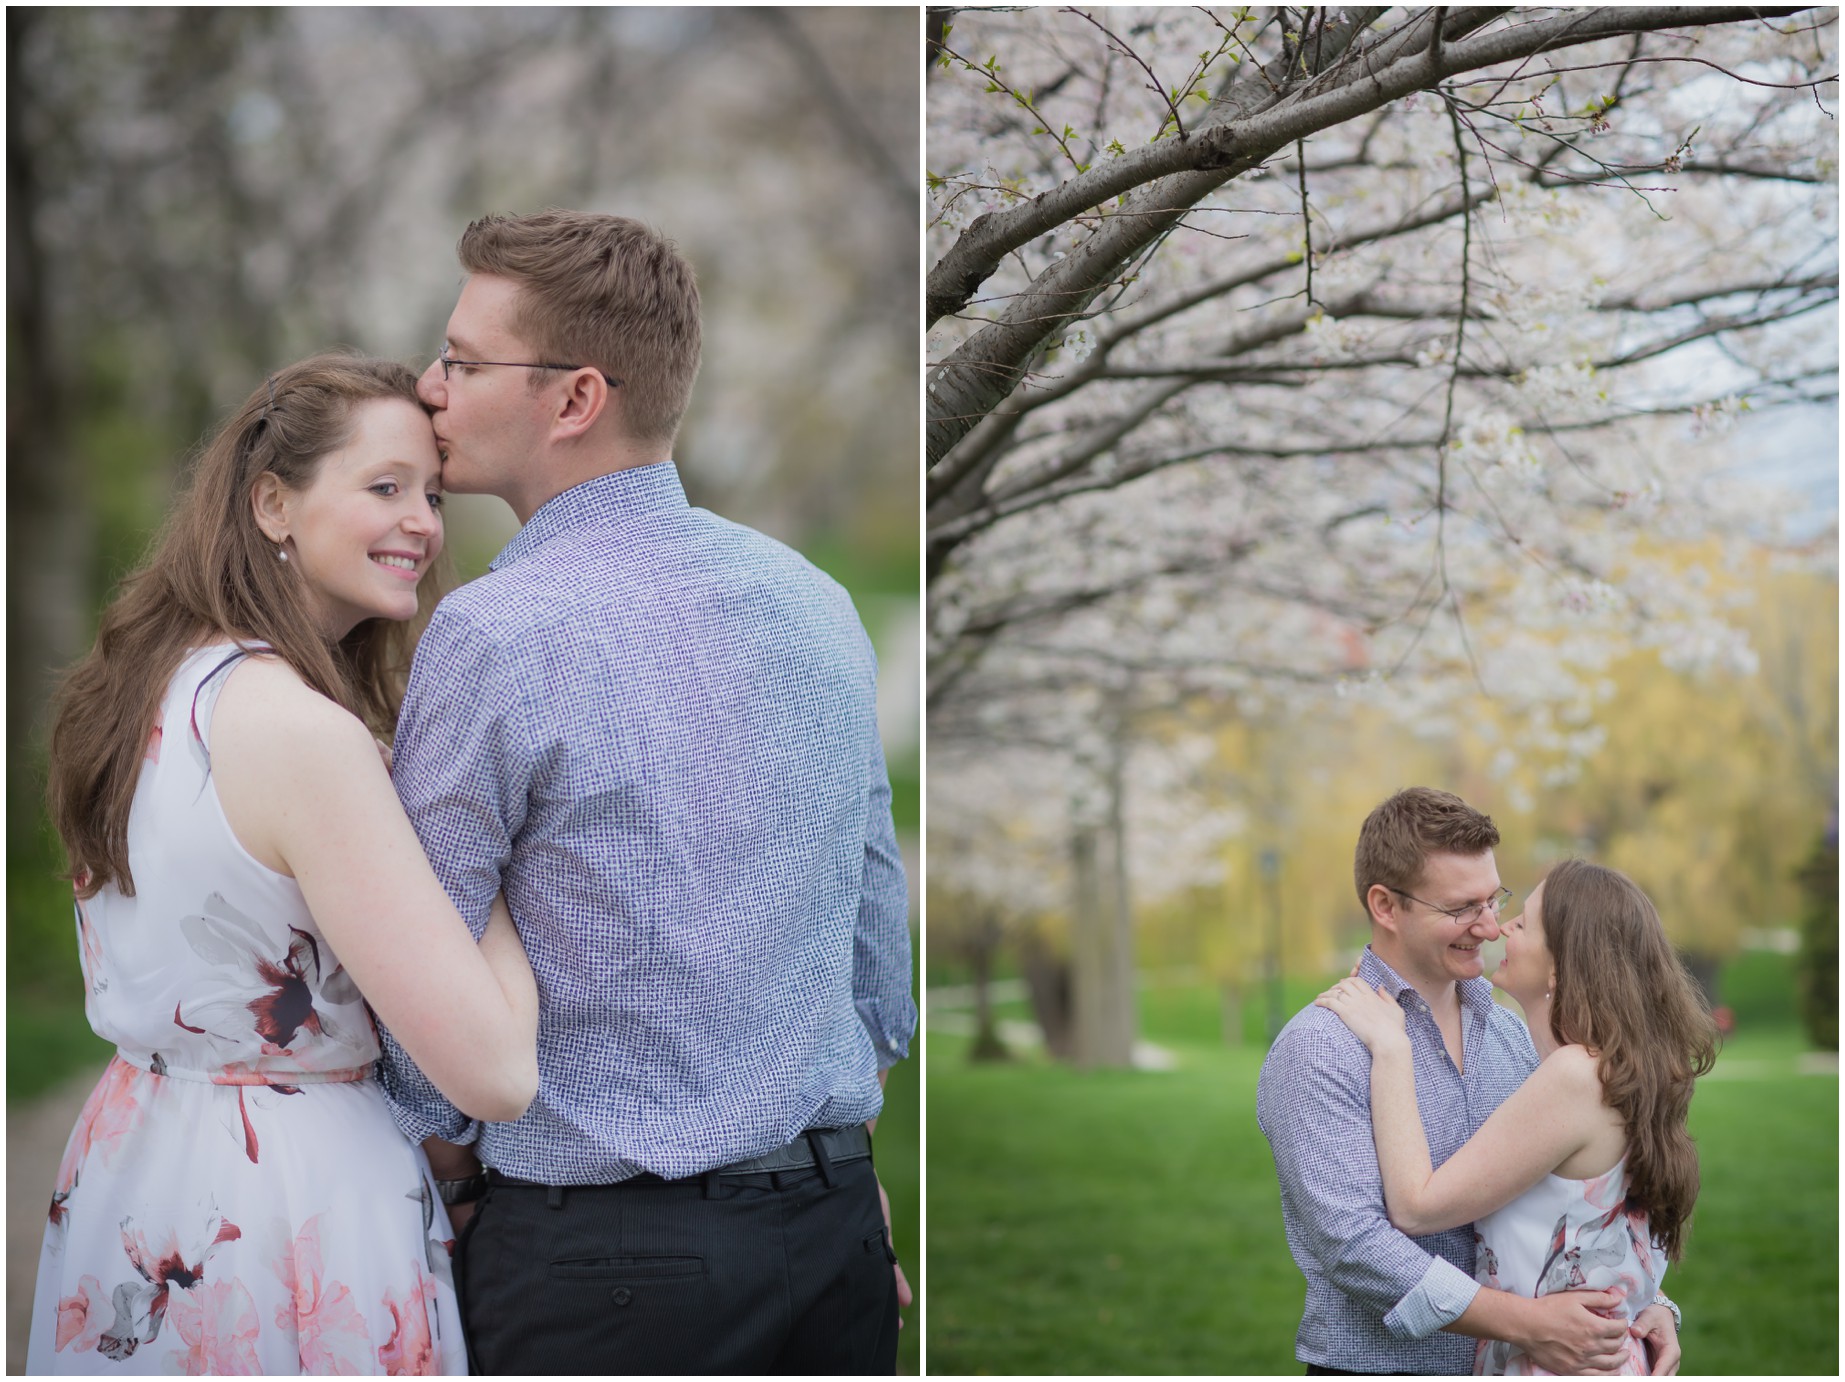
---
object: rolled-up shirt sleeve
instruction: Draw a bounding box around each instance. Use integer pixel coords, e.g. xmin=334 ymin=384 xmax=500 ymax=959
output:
xmin=1257 ymin=1019 xmax=1481 ymax=1338
xmin=851 ymin=655 xmax=916 ymax=1072
xmin=376 ymin=603 xmax=533 ymax=1146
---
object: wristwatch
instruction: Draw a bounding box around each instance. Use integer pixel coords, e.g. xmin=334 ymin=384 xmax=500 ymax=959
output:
xmin=436 ymin=1173 xmax=488 ymax=1207
xmin=1652 ymin=1290 xmax=1682 ymax=1333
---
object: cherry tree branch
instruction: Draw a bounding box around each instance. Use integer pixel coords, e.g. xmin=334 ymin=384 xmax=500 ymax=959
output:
xmin=928 ymin=6 xmax=1807 ymax=466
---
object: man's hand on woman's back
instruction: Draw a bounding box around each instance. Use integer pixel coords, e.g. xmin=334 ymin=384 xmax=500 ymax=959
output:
xmin=1518 ymin=1289 xmax=1633 ymax=1375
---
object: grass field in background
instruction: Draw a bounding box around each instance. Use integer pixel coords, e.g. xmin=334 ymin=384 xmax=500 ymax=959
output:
xmin=879 ymin=1010 xmax=921 ymax=1376
xmin=926 ymin=966 xmax=1837 ymax=1376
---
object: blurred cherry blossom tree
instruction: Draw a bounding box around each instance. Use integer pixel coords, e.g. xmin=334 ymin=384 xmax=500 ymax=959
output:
xmin=7 ymin=7 xmax=920 ymax=1013
xmin=926 ymin=7 xmax=1837 ymax=1063
xmin=9 ymin=5 xmax=917 ymax=817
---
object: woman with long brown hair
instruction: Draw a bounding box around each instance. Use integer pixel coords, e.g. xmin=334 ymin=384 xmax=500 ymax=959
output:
xmin=1317 ymin=859 xmax=1718 ymax=1375
xmin=29 ymin=352 xmax=537 ymax=1374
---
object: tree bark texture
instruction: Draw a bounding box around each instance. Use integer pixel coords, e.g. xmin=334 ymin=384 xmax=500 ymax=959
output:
xmin=1070 ymin=822 xmax=1135 ymax=1068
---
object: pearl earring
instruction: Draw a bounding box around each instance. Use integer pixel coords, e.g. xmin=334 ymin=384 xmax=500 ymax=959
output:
xmin=276 ymin=545 xmax=289 ymax=563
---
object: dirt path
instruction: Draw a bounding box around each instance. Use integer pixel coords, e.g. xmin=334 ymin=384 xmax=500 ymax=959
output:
xmin=7 ymin=1065 xmax=103 ymax=1373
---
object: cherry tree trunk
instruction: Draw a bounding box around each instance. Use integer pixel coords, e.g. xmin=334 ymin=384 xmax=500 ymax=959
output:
xmin=1070 ymin=718 xmax=1138 ymax=1068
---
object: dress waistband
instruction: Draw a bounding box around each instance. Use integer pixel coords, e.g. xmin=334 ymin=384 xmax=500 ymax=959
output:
xmin=115 ymin=1051 xmax=373 ymax=1086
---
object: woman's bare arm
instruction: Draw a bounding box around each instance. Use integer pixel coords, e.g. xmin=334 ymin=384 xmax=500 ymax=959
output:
xmin=1317 ymin=979 xmax=1602 ymax=1236
xmin=1368 ymin=1040 xmax=1603 ymax=1235
xmin=213 ymin=657 xmax=538 ymax=1121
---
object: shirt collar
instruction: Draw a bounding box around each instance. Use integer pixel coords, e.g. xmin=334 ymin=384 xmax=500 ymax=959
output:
xmin=1357 ymin=946 xmax=1497 ymax=1021
xmin=490 ymin=461 xmax=688 ymax=572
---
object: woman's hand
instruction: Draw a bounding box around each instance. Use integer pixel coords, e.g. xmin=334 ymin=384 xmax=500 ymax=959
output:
xmin=1314 ymin=977 xmax=1409 ymax=1053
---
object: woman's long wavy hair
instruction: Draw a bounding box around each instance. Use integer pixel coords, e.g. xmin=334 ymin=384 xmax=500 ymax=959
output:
xmin=49 ymin=351 xmax=450 ymax=900
xmin=1543 ymin=858 xmax=1719 ymax=1262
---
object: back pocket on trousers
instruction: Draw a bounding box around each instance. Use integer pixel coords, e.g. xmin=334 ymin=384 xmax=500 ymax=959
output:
xmin=550 ymin=1256 xmax=704 ymax=1281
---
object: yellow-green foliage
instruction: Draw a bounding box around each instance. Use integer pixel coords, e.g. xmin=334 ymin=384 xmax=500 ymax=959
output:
xmin=1146 ymin=555 xmax=1835 ymax=975
xmin=1557 ymin=557 xmax=1836 ymax=957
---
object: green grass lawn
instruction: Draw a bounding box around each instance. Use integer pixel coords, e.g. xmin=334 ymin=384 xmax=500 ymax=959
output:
xmin=926 ymin=982 xmax=1837 ymax=1376
xmin=880 ymin=982 xmax=922 ymax=1376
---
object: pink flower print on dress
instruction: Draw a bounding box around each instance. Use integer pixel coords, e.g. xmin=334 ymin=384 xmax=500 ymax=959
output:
xmin=201 ymin=1061 xmax=357 ymax=1168
xmin=406 ymin=1177 xmax=456 ymax=1275
xmin=101 ymin=1211 xmax=243 ymax=1360
xmin=1473 ymin=1230 xmax=1501 ymax=1289
xmin=1536 ymin=1207 xmax=1630 ymax=1297
xmin=74 ymin=888 xmax=106 ymax=996
xmin=51 ymin=1058 xmax=144 ymax=1228
xmin=174 ymin=893 xmax=365 ymax=1063
xmin=166 ymin=1279 xmax=262 ymax=1376
xmin=249 ymin=929 xmax=338 ymax=1049
xmin=376 ymin=1262 xmax=440 ymax=1376
xmin=271 ymin=1215 xmax=371 ymax=1374
xmin=1477 ymin=1336 xmax=1517 ymax=1375
xmin=1580 ymin=1161 xmax=1626 ymax=1212
xmin=54 ymin=1274 xmax=109 ymax=1353
xmin=1623 ymin=1203 xmax=1654 ymax=1275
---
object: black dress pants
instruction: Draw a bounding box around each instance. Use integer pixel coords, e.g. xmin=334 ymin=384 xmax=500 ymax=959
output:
xmin=455 ymin=1155 xmax=899 ymax=1375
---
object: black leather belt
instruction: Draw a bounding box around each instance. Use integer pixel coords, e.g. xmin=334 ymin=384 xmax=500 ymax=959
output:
xmin=717 ymin=1123 xmax=871 ymax=1175
xmin=487 ymin=1124 xmax=872 ymax=1190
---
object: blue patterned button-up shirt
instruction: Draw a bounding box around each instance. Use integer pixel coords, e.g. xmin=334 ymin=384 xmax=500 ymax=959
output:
xmin=377 ymin=461 xmax=916 ymax=1184
xmin=1256 ymin=947 xmax=1538 ymax=1373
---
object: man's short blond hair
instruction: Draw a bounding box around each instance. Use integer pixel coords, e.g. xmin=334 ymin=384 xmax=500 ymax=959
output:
xmin=1353 ymin=787 xmax=1500 ymax=910
xmin=457 ymin=209 xmax=701 ymax=446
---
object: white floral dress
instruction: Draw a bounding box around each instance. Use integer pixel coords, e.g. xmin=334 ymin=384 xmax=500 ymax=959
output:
xmin=1471 ymin=1156 xmax=1663 ymax=1376
xmin=28 ymin=645 xmax=466 ymax=1375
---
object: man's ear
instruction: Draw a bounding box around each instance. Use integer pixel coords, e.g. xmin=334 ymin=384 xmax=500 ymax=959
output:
xmin=1364 ymin=883 xmax=1401 ymax=936
xmin=251 ymin=472 xmax=291 ymax=545
xmin=551 ymin=368 xmax=614 ymax=441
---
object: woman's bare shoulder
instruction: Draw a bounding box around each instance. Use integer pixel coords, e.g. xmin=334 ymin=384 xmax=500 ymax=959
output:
xmin=1544 ymin=1043 xmax=1628 ymax=1167
xmin=215 ymin=654 xmax=370 ymax=752
xmin=1543 ymin=1041 xmax=1600 ymax=1069
xmin=208 ymin=655 xmax=382 ymax=875
xmin=1539 ymin=1042 xmax=1610 ymax=1095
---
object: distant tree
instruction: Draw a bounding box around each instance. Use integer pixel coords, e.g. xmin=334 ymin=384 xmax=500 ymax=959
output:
xmin=7 ymin=7 xmax=921 ymax=995
xmin=1795 ymin=829 xmax=1838 ymax=1049
xmin=1521 ymin=551 xmax=1836 ymax=973
xmin=7 ymin=7 xmax=918 ymax=813
xmin=927 ymin=7 xmax=1836 ymax=1064
xmin=929 ymin=7 xmax=1834 ymax=700
xmin=950 ymin=892 xmax=1013 ymax=1062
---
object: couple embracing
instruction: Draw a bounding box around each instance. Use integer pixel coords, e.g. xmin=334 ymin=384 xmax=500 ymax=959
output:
xmin=1259 ymin=788 xmax=1716 ymax=1376
xmin=31 ymin=209 xmax=915 ymax=1375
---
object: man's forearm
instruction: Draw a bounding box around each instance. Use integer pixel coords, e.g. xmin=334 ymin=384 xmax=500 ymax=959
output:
xmin=1448 ymin=1285 xmax=1631 ymax=1376
xmin=1446 ymin=1288 xmax=1532 ymax=1346
xmin=422 ymin=1136 xmax=483 ymax=1182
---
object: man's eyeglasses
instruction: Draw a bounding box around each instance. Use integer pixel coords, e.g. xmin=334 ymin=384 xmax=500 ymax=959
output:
xmin=1388 ymin=885 xmax=1514 ymax=925
xmin=439 ymin=345 xmax=618 ymax=387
